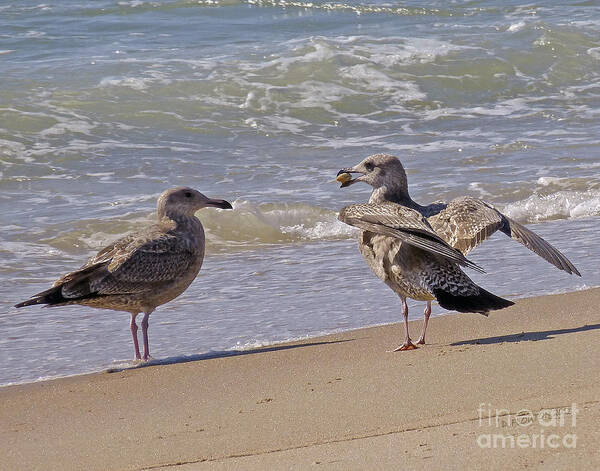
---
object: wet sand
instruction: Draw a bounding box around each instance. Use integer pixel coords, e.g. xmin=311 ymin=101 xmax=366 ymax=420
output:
xmin=2 ymin=288 xmax=599 ymax=470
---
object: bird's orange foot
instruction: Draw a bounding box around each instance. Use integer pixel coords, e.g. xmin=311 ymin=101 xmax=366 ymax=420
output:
xmin=391 ymin=341 xmax=418 ymax=352
xmin=416 ymin=338 xmax=426 ymax=345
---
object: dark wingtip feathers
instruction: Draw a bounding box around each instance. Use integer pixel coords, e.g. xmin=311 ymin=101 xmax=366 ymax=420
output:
xmin=14 ymin=298 xmax=43 ymax=308
xmin=463 ymin=257 xmax=486 ymax=274
xmin=501 ymin=216 xmax=581 ymax=277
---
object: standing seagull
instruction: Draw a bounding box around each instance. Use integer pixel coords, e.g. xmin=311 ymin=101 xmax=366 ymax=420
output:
xmin=15 ymin=187 xmax=232 ymax=361
xmin=336 ymin=154 xmax=580 ymax=350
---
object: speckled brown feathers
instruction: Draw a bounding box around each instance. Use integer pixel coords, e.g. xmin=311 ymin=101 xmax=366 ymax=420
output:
xmin=339 ymin=203 xmax=484 ymax=273
xmin=15 ymin=187 xmax=233 ymax=361
xmin=15 ymin=212 xmax=206 ymax=313
xmin=427 ymin=196 xmax=580 ymax=275
xmin=336 ymin=154 xmax=562 ymax=349
xmin=338 ymin=153 xmax=580 ymax=278
xmin=338 ymin=203 xmax=504 ymax=309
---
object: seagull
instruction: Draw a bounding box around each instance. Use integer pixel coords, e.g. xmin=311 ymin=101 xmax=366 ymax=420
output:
xmin=15 ymin=187 xmax=233 ymax=361
xmin=336 ymin=153 xmax=580 ymax=350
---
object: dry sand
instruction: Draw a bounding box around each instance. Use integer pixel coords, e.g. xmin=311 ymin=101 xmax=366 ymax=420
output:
xmin=2 ymin=288 xmax=599 ymax=470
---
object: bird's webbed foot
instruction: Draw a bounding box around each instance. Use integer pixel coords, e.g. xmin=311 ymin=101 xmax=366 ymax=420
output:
xmin=390 ymin=341 xmax=418 ymax=352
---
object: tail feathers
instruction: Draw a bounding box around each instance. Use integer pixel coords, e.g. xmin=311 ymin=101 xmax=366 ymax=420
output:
xmin=433 ymin=287 xmax=514 ymax=315
xmin=14 ymin=285 xmax=85 ymax=308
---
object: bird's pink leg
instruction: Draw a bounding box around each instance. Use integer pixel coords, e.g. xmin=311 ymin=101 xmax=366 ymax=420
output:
xmin=141 ymin=311 xmax=152 ymax=361
xmin=130 ymin=313 xmax=141 ymax=360
xmin=416 ymin=301 xmax=432 ymax=345
xmin=392 ymin=297 xmax=418 ymax=351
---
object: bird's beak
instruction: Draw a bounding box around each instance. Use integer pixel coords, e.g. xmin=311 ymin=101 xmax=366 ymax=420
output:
xmin=205 ymin=198 xmax=233 ymax=210
xmin=335 ymin=168 xmax=364 ymax=188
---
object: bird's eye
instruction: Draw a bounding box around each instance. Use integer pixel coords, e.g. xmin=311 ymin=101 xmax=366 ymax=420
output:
xmin=184 ymin=191 xmax=192 ymax=198
xmin=365 ymin=162 xmax=375 ymax=171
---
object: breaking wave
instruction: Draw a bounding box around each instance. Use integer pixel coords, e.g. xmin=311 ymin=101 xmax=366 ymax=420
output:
xmin=502 ymin=189 xmax=600 ymax=223
xmin=201 ymin=200 xmax=357 ymax=251
xmin=16 ymin=186 xmax=597 ymax=260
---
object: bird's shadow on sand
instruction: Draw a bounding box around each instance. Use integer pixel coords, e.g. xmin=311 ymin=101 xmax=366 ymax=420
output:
xmin=106 ymin=338 xmax=355 ymax=373
xmin=451 ymin=323 xmax=600 ymax=346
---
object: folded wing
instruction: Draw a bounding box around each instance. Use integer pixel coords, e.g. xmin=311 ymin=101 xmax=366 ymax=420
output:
xmin=16 ymin=229 xmax=196 ymax=307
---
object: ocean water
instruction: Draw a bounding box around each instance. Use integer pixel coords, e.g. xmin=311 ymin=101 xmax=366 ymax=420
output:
xmin=1 ymin=0 xmax=599 ymax=386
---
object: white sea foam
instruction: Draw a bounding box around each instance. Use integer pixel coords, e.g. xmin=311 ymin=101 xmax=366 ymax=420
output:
xmin=202 ymin=200 xmax=356 ymax=248
xmin=204 ymin=191 xmax=600 ymax=247
xmin=39 ymin=117 xmax=96 ymax=137
xmin=368 ymin=37 xmax=461 ymax=66
xmin=244 ymin=0 xmax=437 ymax=17
xmin=25 ymin=30 xmax=47 ymax=38
xmin=98 ymin=70 xmax=172 ymax=91
xmin=340 ymin=64 xmax=426 ymax=100
xmin=268 ymin=35 xmax=461 ymax=71
xmin=537 ymin=176 xmax=563 ymax=186
xmin=0 ymin=139 xmax=29 ymax=160
xmin=503 ymin=190 xmax=600 ymax=222
xmin=99 ymin=76 xmax=151 ymax=90
xmin=118 ymin=0 xmax=146 ymax=6
xmin=258 ymin=115 xmax=309 ymax=134
xmin=507 ymin=21 xmax=526 ymax=32
xmin=0 ymin=370 xmax=105 ymax=388
xmin=34 ymin=200 xmax=356 ymax=257
xmin=218 ymin=34 xmax=463 ymax=122
xmin=587 ymin=47 xmax=600 ymax=60
xmin=290 ymin=81 xmax=353 ymax=111
xmin=281 ymin=219 xmax=357 ymax=240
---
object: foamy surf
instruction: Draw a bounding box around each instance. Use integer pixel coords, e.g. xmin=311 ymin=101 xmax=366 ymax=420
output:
xmin=4 ymin=186 xmax=597 ymax=264
xmin=203 ymin=199 xmax=357 ymax=249
xmin=502 ymin=190 xmax=600 ymax=223
xmin=158 ymin=190 xmax=600 ymax=249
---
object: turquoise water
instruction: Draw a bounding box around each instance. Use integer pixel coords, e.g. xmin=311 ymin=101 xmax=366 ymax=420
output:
xmin=1 ymin=0 xmax=599 ymax=385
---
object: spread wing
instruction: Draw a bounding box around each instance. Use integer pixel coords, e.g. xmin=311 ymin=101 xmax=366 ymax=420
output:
xmin=427 ymin=197 xmax=504 ymax=255
xmin=338 ymin=203 xmax=484 ymax=273
xmin=427 ymin=196 xmax=580 ymax=276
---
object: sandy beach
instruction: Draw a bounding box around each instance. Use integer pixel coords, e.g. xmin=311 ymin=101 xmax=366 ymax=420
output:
xmin=2 ymin=288 xmax=599 ymax=470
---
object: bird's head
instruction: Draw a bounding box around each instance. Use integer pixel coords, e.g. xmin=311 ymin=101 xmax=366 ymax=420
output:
xmin=336 ymin=154 xmax=408 ymax=195
xmin=158 ymin=187 xmax=233 ymax=218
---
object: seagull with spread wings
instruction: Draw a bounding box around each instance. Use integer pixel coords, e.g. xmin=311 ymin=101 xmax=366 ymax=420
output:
xmin=336 ymin=153 xmax=580 ymax=350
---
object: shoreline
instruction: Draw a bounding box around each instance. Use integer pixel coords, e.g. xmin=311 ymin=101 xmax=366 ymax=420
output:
xmin=2 ymin=287 xmax=599 ymax=470
xmin=2 ymin=284 xmax=594 ymax=390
